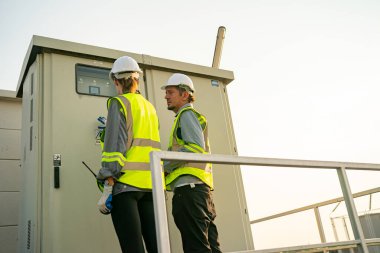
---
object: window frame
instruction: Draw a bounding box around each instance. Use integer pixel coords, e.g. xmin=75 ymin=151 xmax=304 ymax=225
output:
xmin=75 ymin=63 xmax=115 ymax=98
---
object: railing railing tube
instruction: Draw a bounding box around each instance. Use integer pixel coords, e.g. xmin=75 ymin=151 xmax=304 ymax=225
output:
xmin=149 ymin=151 xmax=380 ymax=253
xmin=150 ymin=152 xmax=171 ymax=253
xmin=337 ymin=166 xmax=369 ymax=253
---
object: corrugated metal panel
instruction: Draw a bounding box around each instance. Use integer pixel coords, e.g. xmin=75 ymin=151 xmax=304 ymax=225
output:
xmin=0 ymin=160 xmax=21 ymax=191
xmin=360 ymin=213 xmax=380 ymax=253
xmin=0 ymin=98 xmax=21 ymax=129
xmin=0 ymin=93 xmax=21 ymax=253
xmin=0 ymin=226 xmax=18 ymax=253
xmin=0 ymin=192 xmax=19 ymax=226
xmin=0 ymin=129 xmax=21 ymax=160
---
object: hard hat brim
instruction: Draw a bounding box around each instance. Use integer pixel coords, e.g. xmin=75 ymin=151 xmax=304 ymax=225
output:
xmin=161 ymin=84 xmax=179 ymax=90
xmin=161 ymin=84 xmax=194 ymax=93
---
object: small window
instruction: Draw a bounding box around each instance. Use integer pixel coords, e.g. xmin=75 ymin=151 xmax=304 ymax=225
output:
xmin=75 ymin=64 xmax=116 ymax=97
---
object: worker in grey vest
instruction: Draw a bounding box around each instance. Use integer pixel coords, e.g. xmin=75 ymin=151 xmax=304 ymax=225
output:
xmin=162 ymin=73 xmax=222 ymax=253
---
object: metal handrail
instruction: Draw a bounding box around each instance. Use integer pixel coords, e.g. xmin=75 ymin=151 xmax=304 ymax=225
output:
xmin=232 ymin=238 xmax=380 ymax=253
xmin=250 ymin=187 xmax=380 ymax=252
xmin=150 ymin=151 xmax=380 ymax=253
xmin=232 ymin=239 xmax=361 ymax=253
xmin=250 ymin=187 xmax=380 ymax=224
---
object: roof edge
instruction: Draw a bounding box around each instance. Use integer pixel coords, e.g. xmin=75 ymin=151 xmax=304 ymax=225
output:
xmin=16 ymin=35 xmax=234 ymax=98
xmin=0 ymin=89 xmax=21 ymax=101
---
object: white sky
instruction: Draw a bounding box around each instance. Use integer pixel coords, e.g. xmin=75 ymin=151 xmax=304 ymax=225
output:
xmin=1 ymin=0 xmax=380 ymax=250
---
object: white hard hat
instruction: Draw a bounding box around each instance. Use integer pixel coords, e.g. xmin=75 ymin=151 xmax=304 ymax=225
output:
xmin=110 ymin=56 xmax=142 ymax=80
xmin=161 ymin=73 xmax=195 ymax=93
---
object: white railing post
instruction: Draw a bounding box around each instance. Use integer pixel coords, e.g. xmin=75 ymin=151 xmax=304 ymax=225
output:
xmin=150 ymin=151 xmax=171 ymax=253
xmin=336 ymin=166 xmax=369 ymax=253
xmin=314 ymin=207 xmax=326 ymax=243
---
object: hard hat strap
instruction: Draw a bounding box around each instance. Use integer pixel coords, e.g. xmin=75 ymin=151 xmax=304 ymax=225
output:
xmin=114 ymin=72 xmax=140 ymax=80
xmin=178 ymin=84 xmax=193 ymax=93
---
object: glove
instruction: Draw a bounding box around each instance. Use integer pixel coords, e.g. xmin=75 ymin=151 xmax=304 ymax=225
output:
xmin=96 ymin=180 xmax=104 ymax=193
xmin=97 ymin=181 xmax=113 ymax=215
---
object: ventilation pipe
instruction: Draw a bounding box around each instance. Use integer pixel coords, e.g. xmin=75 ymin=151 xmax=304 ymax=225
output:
xmin=212 ymin=26 xmax=226 ymax=68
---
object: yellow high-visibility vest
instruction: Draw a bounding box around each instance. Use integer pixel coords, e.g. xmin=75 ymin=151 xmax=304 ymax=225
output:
xmin=101 ymin=93 xmax=162 ymax=189
xmin=165 ymin=106 xmax=213 ymax=190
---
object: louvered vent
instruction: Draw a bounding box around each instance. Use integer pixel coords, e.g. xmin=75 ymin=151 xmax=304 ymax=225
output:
xmin=27 ymin=220 xmax=31 ymax=250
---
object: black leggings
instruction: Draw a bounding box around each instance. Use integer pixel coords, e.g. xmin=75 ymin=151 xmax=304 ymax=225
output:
xmin=111 ymin=191 xmax=157 ymax=253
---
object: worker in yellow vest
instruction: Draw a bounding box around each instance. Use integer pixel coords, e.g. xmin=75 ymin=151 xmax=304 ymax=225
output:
xmin=162 ymin=73 xmax=222 ymax=253
xmin=97 ymin=56 xmax=161 ymax=253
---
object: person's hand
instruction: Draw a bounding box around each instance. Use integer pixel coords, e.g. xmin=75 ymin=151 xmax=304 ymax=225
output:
xmin=97 ymin=180 xmax=113 ymax=215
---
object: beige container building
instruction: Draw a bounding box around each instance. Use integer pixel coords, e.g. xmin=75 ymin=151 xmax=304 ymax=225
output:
xmin=16 ymin=35 xmax=253 ymax=253
xmin=0 ymin=90 xmax=22 ymax=253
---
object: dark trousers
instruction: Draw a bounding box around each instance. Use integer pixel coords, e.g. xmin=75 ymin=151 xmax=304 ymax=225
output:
xmin=172 ymin=184 xmax=222 ymax=253
xmin=111 ymin=191 xmax=157 ymax=253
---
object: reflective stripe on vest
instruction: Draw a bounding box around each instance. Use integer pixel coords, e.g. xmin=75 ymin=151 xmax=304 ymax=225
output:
xmin=106 ymin=93 xmax=162 ymax=189
xmin=165 ymin=106 xmax=213 ymax=190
